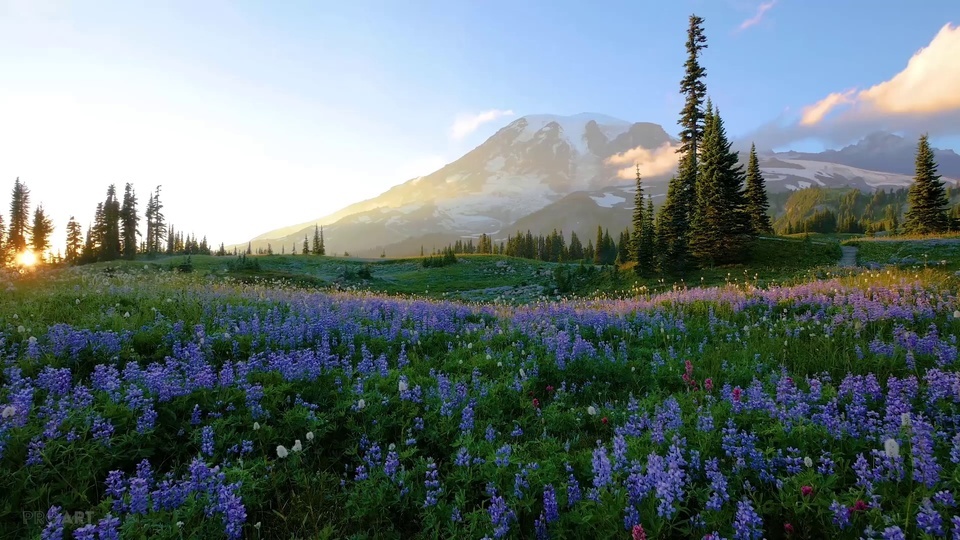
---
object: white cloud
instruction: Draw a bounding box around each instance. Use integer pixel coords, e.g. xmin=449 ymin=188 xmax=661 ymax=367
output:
xmin=605 ymin=142 xmax=682 ymax=179
xmin=738 ymin=1 xmax=776 ymax=31
xmin=450 ymin=109 xmax=515 ymax=140
xmin=747 ymin=23 xmax=960 ymax=149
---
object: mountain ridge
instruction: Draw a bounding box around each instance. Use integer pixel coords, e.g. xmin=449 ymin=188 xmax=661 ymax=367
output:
xmin=234 ymin=114 xmax=959 ymax=257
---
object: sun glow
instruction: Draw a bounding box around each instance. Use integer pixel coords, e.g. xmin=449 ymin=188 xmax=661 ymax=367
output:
xmin=15 ymin=251 xmax=38 ymax=267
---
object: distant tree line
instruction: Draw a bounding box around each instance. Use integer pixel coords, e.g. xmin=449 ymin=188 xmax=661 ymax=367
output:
xmin=1 ymin=178 xmax=218 ymax=267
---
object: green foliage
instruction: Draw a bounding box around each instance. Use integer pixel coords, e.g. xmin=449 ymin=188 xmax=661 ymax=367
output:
xmin=744 ymin=143 xmax=773 ymax=235
xmin=30 ymin=205 xmax=53 ymax=259
xmin=8 ymin=177 xmax=30 ymax=253
xmin=422 ymin=248 xmax=457 ymax=268
xmin=904 ymin=134 xmax=951 ymax=234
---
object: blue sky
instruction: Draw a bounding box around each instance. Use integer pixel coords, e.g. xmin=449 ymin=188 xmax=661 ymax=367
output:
xmin=0 ymin=0 xmax=958 ymax=247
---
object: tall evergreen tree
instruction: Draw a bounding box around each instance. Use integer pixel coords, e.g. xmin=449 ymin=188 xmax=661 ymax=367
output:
xmin=144 ymin=186 xmax=165 ymax=255
xmin=312 ymin=226 xmax=321 ymax=255
xmin=120 ymin=183 xmax=139 ymax=259
xmin=101 ymin=184 xmax=122 ymax=261
xmin=90 ymin=202 xmax=106 ymax=259
xmin=593 ymin=225 xmax=604 ymax=265
xmin=904 ymin=134 xmax=950 ymax=234
xmin=568 ymin=231 xmax=584 ymax=261
xmin=318 ymin=226 xmax=326 ymax=256
xmin=689 ymin=105 xmax=750 ymax=265
xmin=30 ymin=205 xmax=53 ymax=260
xmin=302 ymin=235 xmax=309 ymax=255
xmin=638 ymin=196 xmax=656 ymax=276
xmin=744 ymin=143 xmax=773 ymax=235
xmin=630 ymin=165 xmax=645 ymax=271
xmin=658 ymin=14 xmax=709 ymax=273
xmin=8 ymin=177 xmax=31 ymax=253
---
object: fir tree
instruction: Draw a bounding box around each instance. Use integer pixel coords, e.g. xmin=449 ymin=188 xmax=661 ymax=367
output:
xmin=318 ymin=226 xmax=326 ymax=256
xmin=102 ymin=184 xmax=122 ymax=261
xmin=144 ymin=186 xmax=165 ymax=255
xmin=638 ymin=196 xmax=656 ymax=276
xmin=8 ymin=177 xmax=31 ymax=253
xmin=246 ymin=242 xmax=252 ymax=255
xmin=90 ymin=202 xmax=106 ymax=259
xmin=30 ymin=205 xmax=53 ymax=260
xmin=658 ymin=14 xmax=709 ymax=274
xmin=744 ymin=143 xmax=772 ymax=235
xmin=689 ymin=105 xmax=750 ymax=265
xmin=568 ymin=231 xmax=584 ymax=261
xmin=120 ymin=183 xmax=139 ymax=259
xmin=630 ymin=165 xmax=645 ymax=271
xmin=904 ymin=134 xmax=950 ymax=234
xmin=593 ymin=225 xmax=604 ymax=265
xmin=302 ymin=235 xmax=309 ymax=254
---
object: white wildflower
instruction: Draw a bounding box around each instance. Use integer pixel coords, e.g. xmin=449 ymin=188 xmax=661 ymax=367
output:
xmin=884 ymin=438 xmax=900 ymax=459
xmin=467 ymin=343 xmax=473 ymax=349
xmin=16 ymin=325 xmax=25 ymax=333
xmin=496 ymin=362 xmax=503 ymax=368
xmin=954 ymin=310 xmax=960 ymax=319
xmin=292 ymin=439 xmax=303 ymax=453
xmin=519 ymin=369 xmax=526 ymax=379
xmin=1 ymin=405 xmax=15 ymax=418
xmin=123 ymin=312 xmax=130 ymax=318
xmin=398 ymin=380 xmax=408 ymax=392
xmin=176 ymin=521 xmax=184 ymax=528
xmin=223 ymin=333 xmax=231 ymax=340
xmin=254 ymin=522 xmax=261 ymax=530
xmin=357 ymin=399 xmax=366 ymax=410
xmin=901 ymin=413 xmax=911 ymax=427
xmin=388 ymin=443 xmax=396 ymax=451
xmin=144 ymin=265 xmax=150 ymax=270
xmin=276 ymin=445 xmax=289 ymax=458
xmin=75 ymin=299 xmax=80 ymax=304
xmin=803 ymin=457 xmax=813 ymax=468
xmin=12 ymin=314 xmax=17 ymax=319
xmin=253 ymin=422 xmax=261 ymax=431
xmin=486 ymin=354 xmax=492 ymax=361
xmin=28 ymin=336 xmax=36 ymax=346
xmin=306 ymin=431 xmax=315 ymax=441
xmin=587 ymin=406 xmax=597 ymax=416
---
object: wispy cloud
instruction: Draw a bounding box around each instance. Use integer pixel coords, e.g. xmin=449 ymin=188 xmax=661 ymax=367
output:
xmin=737 ymin=1 xmax=777 ymax=31
xmin=450 ymin=109 xmax=515 ymax=140
xmin=746 ymin=22 xmax=960 ymax=149
xmin=606 ymin=142 xmax=683 ymax=179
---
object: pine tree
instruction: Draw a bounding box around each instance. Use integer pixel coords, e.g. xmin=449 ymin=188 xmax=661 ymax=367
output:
xmin=302 ymin=235 xmax=309 ymax=255
xmin=689 ymin=105 xmax=750 ymax=265
xmin=101 ymin=184 xmax=122 ymax=261
xmin=617 ymin=228 xmax=630 ymax=264
xmin=120 ymin=183 xmax=139 ymax=259
xmin=318 ymin=226 xmax=326 ymax=256
xmin=744 ymin=143 xmax=772 ymax=235
xmin=144 ymin=186 xmax=165 ymax=255
xmin=8 ymin=177 xmax=31 ymax=253
xmin=568 ymin=231 xmax=584 ymax=261
xmin=246 ymin=242 xmax=252 ymax=255
xmin=30 ymin=205 xmax=53 ymax=261
xmin=638 ymin=196 xmax=656 ymax=276
xmin=630 ymin=165 xmax=645 ymax=271
xmin=904 ymin=134 xmax=950 ymax=234
xmin=593 ymin=226 xmax=603 ymax=265
xmin=658 ymin=14 xmax=709 ymax=274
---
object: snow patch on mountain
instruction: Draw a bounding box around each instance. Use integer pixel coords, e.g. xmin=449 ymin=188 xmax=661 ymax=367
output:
xmin=515 ymin=113 xmax=632 ymax=156
xmin=590 ymin=193 xmax=626 ymax=208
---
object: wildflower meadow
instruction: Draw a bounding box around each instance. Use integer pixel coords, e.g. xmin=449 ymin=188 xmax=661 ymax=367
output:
xmin=2 ymin=262 xmax=960 ymax=539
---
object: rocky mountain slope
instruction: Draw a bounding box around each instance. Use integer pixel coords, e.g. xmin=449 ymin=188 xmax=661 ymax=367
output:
xmin=237 ymin=115 xmax=958 ymax=257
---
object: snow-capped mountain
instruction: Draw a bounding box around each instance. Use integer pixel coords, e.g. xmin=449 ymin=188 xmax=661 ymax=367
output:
xmin=239 ymin=115 xmax=958 ymax=257
xmin=245 ymin=113 xmax=675 ymax=255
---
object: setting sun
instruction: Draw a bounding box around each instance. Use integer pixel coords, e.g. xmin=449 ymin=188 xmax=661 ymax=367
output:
xmin=15 ymin=251 xmax=37 ymax=267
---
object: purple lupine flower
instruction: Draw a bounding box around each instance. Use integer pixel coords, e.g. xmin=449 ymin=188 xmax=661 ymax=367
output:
xmin=830 ymin=500 xmax=851 ymax=529
xmin=201 ymin=425 xmax=215 ymax=457
xmin=732 ymin=498 xmax=763 ymax=540
xmin=40 ymin=506 xmax=64 ymax=540
xmin=881 ymin=526 xmax=906 ymax=540
xmin=95 ymin=514 xmax=121 ymax=540
xmin=488 ymin=494 xmax=516 ymax=539
xmin=566 ymin=463 xmax=581 ymax=507
xmin=917 ymin=498 xmax=944 ymax=536
xmin=424 ymin=460 xmax=442 ymax=507
xmin=495 ymin=444 xmax=511 ymax=467
xmin=591 ymin=444 xmax=612 ymax=490
xmin=543 ymin=484 xmax=559 ymax=523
